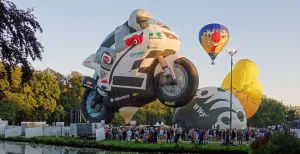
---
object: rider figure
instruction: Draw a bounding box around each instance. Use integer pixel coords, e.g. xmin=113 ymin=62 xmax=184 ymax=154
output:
xmin=82 ymin=9 xmax=152 ymax=100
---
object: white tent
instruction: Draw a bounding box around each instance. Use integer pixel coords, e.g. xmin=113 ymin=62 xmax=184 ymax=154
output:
xmin=154 ymin=121 xmax=160 ymax=127
xmin=160 ymin=121 xmax=165 ymax=126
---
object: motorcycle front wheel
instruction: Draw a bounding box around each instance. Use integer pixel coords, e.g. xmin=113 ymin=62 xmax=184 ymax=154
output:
xmin=154 ymin=57 xmax=199 ymax=108
xmin=81 ymin=89 xmax=114 ymax=124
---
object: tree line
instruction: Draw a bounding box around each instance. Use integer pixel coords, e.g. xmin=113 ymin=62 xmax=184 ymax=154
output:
xmin=0 ymin=62 xmax=299 ymax=127
xmin=0 ymin=63 xmax=175 ymax=125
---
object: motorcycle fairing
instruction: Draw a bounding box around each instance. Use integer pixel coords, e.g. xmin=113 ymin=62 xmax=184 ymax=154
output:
xmin=82 ymin=76 xmax=97 ymax=89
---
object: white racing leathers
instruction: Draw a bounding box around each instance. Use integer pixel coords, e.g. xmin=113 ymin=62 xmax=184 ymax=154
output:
xmin=82 ymin=24 xmax=132 ymax=96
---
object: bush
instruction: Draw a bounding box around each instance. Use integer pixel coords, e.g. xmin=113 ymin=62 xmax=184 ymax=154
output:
xmin=251 ymin=131 xmax=300 ymax=154
xmin=269 ymin=132 xmax=300 ymax=154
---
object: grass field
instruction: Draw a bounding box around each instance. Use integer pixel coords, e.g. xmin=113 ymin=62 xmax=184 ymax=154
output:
xmin=0 ymin=135 xmax=251 ymax=153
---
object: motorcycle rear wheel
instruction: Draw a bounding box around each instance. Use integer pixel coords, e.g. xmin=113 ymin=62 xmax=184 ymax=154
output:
xmin=154 ymin=57 xmax=199 ymax=108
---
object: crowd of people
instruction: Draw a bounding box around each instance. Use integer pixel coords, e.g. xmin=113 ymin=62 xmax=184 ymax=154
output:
xmin=104 ymin=126 xmax=270 ymax=145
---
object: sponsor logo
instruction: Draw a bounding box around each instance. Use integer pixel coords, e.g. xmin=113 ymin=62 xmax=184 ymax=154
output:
xmin=83 ymin=80 xmax=94 ymax=89
xmin=193 ymin=103 xmax=208 ymax=117
xmin=147 ymin=46 xmax=159 ymax=49
xmin=110 ymin=95 xmax=130 ymax=102
xmin=130 ymin=51 xmax=145 ymax=58
xmin=149 ymin=32 xmax=162 ymax=39
xmin=165 ymin=101 xmax=176 ymax=106
xmin=103 ymin=56 xmax=110 ymax=63
xmin=132 ymin=93 xmax=139 ymax=96
xmin=86 ymin=81 xmax=93 ymax=85
xmin=100 ymin=70 xmax=107 ymax=79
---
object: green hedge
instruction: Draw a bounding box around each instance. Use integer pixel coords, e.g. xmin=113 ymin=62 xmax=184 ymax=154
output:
xmin=0 ymin=136 xmax=250 ymax=153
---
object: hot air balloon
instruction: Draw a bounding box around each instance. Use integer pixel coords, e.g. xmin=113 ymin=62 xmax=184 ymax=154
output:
xmin=221 ymin=59 xmax=263 ymax=119
xmin=119 ymin=107 xmax=139 ymax=124
xmin=199 ymin=23 xmax=229 ymax=65
xmin=173 ymin=87 xmax=247 ymax=129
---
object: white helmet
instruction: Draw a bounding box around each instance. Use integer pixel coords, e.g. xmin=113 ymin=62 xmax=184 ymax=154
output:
xmin=128 ymin=9 xmax=151 ymax=31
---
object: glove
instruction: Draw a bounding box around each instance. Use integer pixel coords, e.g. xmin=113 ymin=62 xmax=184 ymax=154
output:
xmin=125 ymin=35 xmax=143 ymax=46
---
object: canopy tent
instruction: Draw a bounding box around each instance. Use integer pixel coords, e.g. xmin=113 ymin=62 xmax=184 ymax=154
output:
xmin=160 ymin=121 xmax=165 ymax=126
xmin=154 ymin=121 xmax=160 ymax=127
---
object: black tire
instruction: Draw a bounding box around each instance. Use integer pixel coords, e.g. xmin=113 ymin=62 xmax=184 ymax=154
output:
xmin=81 ymin=89 xmax=115 ymax=124
xmin=154 ymin=57 xmax=199 ymax=108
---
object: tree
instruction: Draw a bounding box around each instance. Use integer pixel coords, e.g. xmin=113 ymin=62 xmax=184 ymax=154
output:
xmin=0 ymin=0 xmax=43 ymax=90
xmin=285 ymin=105 xmax=300 ymax=120
xmin=131 ymin=99 xmax=175 ymax=126
xmin=111 ymin=112 xmax=126 ymax=126
xmin=0 ymin=63 xmax=36 ymax=122
xmin=50 ymin=105 xmax=65 ymax=122
xmin=132 ymin=108 xmax=147 ymax=125
xmin=30 ymin=70 xmax=60 ymax=121
xmin=0 ymin=99 xmax=16 ymax=123
xmin=286 ymin=109 xmax=297 ymax=122
xmin=248 ymin=97 xmax=286 ymax=127
xmin=48 ymin=69 xmax=84 ymax=123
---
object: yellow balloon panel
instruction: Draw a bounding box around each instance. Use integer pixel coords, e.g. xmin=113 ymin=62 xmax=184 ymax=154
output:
xmin=221 ymin=59 xmax=263 ymax=119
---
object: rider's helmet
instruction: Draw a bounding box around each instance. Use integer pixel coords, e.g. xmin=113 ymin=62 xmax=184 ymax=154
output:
xmin=128 ymin=9 xmax=151 ymax=31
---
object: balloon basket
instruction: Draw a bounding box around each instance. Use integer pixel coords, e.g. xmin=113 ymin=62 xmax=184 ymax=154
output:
xmin=211 ymin=61 xmax=215 ymax=65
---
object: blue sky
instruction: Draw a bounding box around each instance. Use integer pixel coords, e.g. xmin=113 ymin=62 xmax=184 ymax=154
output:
xmin=11 ymin=0 xmax=300 ymax=105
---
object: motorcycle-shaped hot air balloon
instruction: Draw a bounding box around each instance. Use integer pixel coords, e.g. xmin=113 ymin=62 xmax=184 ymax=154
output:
xmin=81 ymin=21 xmax=199 ymax=123
xmin=199 ymin=23 xmax=229 ymax=65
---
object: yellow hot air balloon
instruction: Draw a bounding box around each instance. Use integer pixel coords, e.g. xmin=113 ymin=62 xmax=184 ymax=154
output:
xmin=221 ymin=59 xmax=263 ymax=119
xmin=119 ymin=107 xmax=139 ymax=124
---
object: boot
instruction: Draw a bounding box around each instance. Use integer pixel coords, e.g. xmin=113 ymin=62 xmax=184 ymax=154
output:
xmin=95 ymin=51 xmax=113 ymax=96
xmin=95 ymin=68 xmax=111 ymax=97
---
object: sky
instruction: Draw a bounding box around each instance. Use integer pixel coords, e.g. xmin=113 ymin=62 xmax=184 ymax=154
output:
xmin=10 ymin=0 xmax=300 ymax=105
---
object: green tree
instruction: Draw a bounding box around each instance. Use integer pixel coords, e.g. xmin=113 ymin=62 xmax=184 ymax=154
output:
xmin=0 ymin=0 xmax=43 ymax=88
xmin=285 ymin=105 xmax=300 ymax=120
xmin=51 ymin=105 xmax=65 ymax=122
xmin=111 ymin=112 xmax=126 ymax=126
xmin=132 ymin=108 xmax=147 ymax=125
xmin=0 ymin=99 xmax=16 ymax=123
xmin=131 ymin=99 xmax=175 ymax=126
xmin=0 ymin=63 xmax=36 ymax=122
xmin=66 ymin=71 xmax=85 ymax=109
xmin=286 ymin=109 xmax=297 ymax=122
xmin=48 ymin=69 xmax=84 ymax=123
xmin=30 ymin=70 xmax=60 ymax=121
xmin=248 ymin=97 xmax=286 ymax=127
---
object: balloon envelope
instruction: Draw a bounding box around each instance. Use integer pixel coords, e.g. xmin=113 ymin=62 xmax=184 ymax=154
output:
xmin=173 ymin=87 xmax=247 ymax=129
xmin=119 ymin=107 xmax=139 ymax=124
xmin=221 ymin=59 xmax=263 ymax=119
xmin=199 ymin=23 xmax=229 ymax=63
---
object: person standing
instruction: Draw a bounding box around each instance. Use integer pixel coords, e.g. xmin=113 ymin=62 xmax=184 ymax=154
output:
xmin=166 ymin=129 xmax=171 ymax=143
xmin=198 ymin=129 xmax=204 ymax=146
xmin=127 ymin=129 xmax=132 ymax=141
xmin=153 ymin=130 xmax=158 ymax=143
xmin=122 ymin=129 xmax=127 ymax=141
xmin=238 ymin=130 xmax=242 ymax=145
xmin=181 ymin=129 xmax=186 ymax=141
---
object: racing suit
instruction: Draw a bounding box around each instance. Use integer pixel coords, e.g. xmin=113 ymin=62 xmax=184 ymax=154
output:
xmin=83 ymin=19 xmax=166 ymax=97
xmin=82 ymin=22 xmax=137 ymax=96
